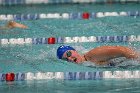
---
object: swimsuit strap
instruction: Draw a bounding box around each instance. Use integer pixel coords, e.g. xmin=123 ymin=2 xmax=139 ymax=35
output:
xmin=84 ymin=55 xmax=88 ymax=61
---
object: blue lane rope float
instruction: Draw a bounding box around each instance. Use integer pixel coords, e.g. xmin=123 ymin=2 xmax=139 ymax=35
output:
xmin=0 ymin=71 xmax=140 ymax=81
xmin=0 ymin=35 xmax=140 ymax=45
xmin=0 ymin=0 xmax=139 ymax=5
xmin=0 ymin=11 xmax=139 ymax=21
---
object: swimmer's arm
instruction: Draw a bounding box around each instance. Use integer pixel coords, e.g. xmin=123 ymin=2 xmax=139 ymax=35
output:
xmin=119 ymin=46 xmax=138 ymax=59
xmin=87 ymin=46 xmax=138 ymax=59
xmin=8 ymin=21 xmax=28 ymax=29
xmin=0 ymin=21 xmax=28 ymax=30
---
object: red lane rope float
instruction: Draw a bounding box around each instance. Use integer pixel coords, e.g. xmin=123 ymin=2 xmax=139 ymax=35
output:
xmin=82 ymin=12 xmax=90 ymax=19
xmin=6 ymin=73 xmax=15 ymax=81
xmin=48 ymin=37 xmax=56 ymax=44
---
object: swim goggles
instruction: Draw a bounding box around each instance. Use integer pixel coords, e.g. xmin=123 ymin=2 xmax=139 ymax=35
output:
xmin=62 ymin=50 xmax=72 ymax=61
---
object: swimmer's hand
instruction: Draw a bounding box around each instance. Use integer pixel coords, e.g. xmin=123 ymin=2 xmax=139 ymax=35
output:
xmin=108 ymin=63 xmax=116 ymax=66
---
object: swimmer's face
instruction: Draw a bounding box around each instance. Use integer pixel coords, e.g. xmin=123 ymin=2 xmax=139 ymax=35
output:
xmin=62 ymin=50 xmax=82 ymax=63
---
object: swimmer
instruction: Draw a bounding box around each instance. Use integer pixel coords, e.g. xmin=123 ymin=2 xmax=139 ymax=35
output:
xmin=57 ymin=45 xmax=139 ymax=66
xmin=0 ymin=21 xmax=28 ymax=30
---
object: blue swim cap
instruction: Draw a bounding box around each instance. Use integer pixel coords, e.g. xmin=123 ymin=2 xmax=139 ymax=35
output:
xmin=57 ymin=45 xmax=75 ymax=59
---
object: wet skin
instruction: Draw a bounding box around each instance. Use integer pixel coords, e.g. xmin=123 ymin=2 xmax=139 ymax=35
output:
xmin=62 ymin=46 xmax=138 ymax=65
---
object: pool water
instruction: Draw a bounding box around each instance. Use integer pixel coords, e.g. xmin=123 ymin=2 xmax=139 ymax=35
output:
xmin=1 ymin=79 xmax=140 ymax=93
xmin=0 ymin=3 xmax=140 ymax=93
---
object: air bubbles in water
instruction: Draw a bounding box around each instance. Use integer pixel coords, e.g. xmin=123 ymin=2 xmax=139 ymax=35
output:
xmin=73 ymin=45 xmax=88 ymax=54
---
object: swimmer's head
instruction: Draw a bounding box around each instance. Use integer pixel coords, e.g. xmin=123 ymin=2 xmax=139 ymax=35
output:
xmin=57 ymin=45 xmax=75 ymax=59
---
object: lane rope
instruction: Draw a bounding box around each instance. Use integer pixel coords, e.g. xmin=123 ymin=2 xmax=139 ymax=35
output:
xmin=0 ymin=0 xmax=139 ymax=5
xmin=0 ymin=11 xmax=139 ymax=21
xmin=0 ymin=35 xmax=139 ymax=45
xmin=1 ymin=71 xmax=140 ymax=81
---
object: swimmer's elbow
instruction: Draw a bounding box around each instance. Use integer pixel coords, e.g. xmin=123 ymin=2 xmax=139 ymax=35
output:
xmin=122 ymin=49 xmax=138 ymax=59
xmin=125 ymin=53 xmax=138 ymax=59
